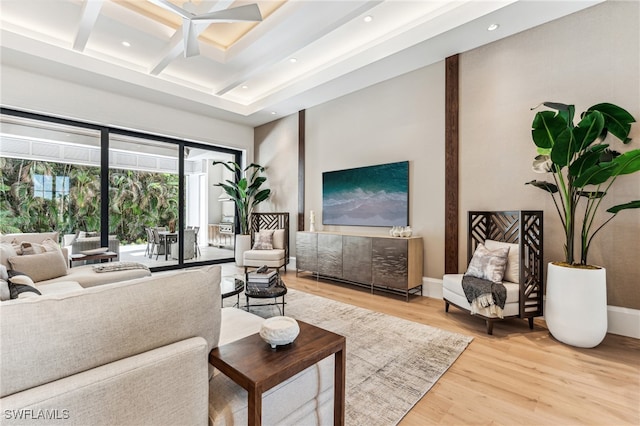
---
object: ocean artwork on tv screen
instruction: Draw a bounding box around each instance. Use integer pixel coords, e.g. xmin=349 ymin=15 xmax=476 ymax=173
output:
xmin=322 ymin=161 xmax=409 ymax=227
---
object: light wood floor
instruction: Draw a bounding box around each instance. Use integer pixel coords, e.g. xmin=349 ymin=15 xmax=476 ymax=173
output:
xmin=278 ymin=270 xmax=640 ymax=425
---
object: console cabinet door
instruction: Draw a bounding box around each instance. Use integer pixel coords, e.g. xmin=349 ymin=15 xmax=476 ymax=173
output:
xmin=372 ymin=238 xmax=408 ymax=289
xmin=296 ymin=232 xmax=317 ymax=272
xmin=342 ymin=236 xmax=372 ymax=284
xmin=317 ymin=233 xmax=343 ymax=278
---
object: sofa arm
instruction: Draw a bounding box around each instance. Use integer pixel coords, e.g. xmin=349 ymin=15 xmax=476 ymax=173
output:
xmin=1 ymin=266 xmax=221 ymax=397
xmin=1 ymin=337 xmax=210 ymax=426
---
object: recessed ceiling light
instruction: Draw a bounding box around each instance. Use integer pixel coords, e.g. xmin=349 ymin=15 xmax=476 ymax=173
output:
xmin=121 ymin=41 xmax=131 ymax=47
xmin=487 ymin=23 xmax=499 ymax=31
xmin=289 ymin=58 xmax=297 ymax=63
xmin=363 ymin=15 xmax=373 ymax=23
xmin=271 ymin=111 xmax=277 ymax=115
xmin=241 ymin=85 xmax=248 ymax=89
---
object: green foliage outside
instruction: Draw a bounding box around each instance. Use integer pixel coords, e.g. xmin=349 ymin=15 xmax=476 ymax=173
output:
xmin=0 ymin=157 xmax=179 ymax=244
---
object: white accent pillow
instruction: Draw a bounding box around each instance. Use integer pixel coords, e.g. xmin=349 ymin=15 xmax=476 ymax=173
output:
xmin=465 ymin=243 xmax=510 ymax=283
xmin=9 ymin=274 xmax=35 ymax=286
xmin=252 ymin=230 xmax=275 ymax=250
xmin=484 ymin=240 xmax=520 ymax=283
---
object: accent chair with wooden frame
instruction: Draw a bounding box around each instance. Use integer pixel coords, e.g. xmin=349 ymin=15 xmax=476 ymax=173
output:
xmin=443 ymin=210 xmax=544 ymax=334
xmin=243 ymin=212 xmax=290 ymax=275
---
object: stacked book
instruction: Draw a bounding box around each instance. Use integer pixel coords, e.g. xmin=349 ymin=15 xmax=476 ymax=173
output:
xmin=247 ymin=269 xmax=278 ymax=289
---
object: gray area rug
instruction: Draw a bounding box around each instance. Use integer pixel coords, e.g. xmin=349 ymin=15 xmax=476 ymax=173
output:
xmin=224 ymin=288 xmax=473 ymax=426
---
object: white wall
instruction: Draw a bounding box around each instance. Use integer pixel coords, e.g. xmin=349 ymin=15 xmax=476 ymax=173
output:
xmin=255 ymin=114 xmax=299 ymax=255
xmin=256 ymin=63 xmax=446 ymax=278
xmin=0 ymin=66 xmax=254 ymax=156
xmin=459 ymin=0 xmax=640 ymax=309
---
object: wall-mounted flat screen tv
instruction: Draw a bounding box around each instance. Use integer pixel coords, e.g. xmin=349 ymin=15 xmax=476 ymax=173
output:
xmin=322 ymin=161 xmax=409 ymax=227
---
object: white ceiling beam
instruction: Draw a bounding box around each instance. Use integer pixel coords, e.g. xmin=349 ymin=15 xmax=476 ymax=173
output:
xmin=214 ymin=1 xmax=382 ymax=96
xmin=148 ymin=0 xmax=235 ymax=76
xmin=73 ymin=0 xmax=104 ymax=52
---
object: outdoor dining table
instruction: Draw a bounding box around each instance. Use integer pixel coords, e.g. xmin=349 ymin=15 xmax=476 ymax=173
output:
xmin=157 ymin=230 xmax=178 ymax=260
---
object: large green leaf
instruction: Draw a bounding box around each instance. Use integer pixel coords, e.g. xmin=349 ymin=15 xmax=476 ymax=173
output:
xmin=574 ymin=110 xmax=605 ymax=152
xmin=577 ymin=190 xmax=606 ymax=199
xmin=607 ymin=200 xmax=640 ymax=214
xmin=543 ymin=102 xmax=575 ymax=126
xmin=611 ymin=149 xmax=640 ymax=175
xmin=525 ymin=180 xmax=558 ymax=193
xmin=550 ymin=128 xmax=574 ymax=167
xmin=588 ymin=103 xmax=636 ymax=143
xmin=569 ymin=144 xmax=609 ymax=176
xmin=573 ymin=162 xmax=617 ymax=187
xmin=532 ymin=111 xmax=568 ymax=149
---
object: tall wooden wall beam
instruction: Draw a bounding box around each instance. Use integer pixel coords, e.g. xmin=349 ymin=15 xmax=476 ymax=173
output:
xmin=298 ymin=110 xmax=306 ymax=231
xmin=445 ymin=54 xmax=459 ymax=274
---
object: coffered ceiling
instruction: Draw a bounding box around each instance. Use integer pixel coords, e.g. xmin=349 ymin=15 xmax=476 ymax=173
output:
xmin=0 ymin=0 xmax=602 ymax=127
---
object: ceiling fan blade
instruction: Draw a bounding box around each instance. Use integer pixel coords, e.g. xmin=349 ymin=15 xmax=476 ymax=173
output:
xmin=192 ymin=4 xmax=263 ymax=23
xmin=147 ymin=0 xmax=192 ymax=19
xmin=182 ymin=18 xmax=200 ymax=58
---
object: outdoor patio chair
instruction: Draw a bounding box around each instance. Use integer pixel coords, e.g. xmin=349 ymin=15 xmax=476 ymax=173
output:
xmin=144 ymin=227 xmax=154 ymax=257
xmin=152 ymin=227 xmax=166 ymax=260
xmin=193 ymin=226 xmax=201 ymax=258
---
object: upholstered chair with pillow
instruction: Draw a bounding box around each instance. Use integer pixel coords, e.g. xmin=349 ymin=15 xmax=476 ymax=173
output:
xmin=242 ymin=212 xmax=290 ymax=275
xmin=442 ymin=211 xmax=543 ymax=335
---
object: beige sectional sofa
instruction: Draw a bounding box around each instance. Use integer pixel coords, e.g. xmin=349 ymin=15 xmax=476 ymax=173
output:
xmin=0 ymin=266 xmax=335 ymax=425
xmin=1 ymin=232 xmax=150 ymax=293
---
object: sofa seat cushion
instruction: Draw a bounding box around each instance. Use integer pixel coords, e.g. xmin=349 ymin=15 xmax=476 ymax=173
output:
xmin=243 ymin=249 xmax=285 ymax=262
xmin=443 ymin=274 xmax=520 ymax=317
xmin=36 ymin=280 xmax=83 ymax=295
xmin=219 ymin=307 xmax=263 ymax=345
xmin=39 ymin=265 xmax=151 ymax=288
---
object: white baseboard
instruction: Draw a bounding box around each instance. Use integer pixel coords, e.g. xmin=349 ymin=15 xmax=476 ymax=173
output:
xmin=420 ymin=277 xmax=639 ymax=340
xmin=422 ymin=277 xmax=443 ymax=299
xmin=607 ymin=306 xmax=640 ymax=339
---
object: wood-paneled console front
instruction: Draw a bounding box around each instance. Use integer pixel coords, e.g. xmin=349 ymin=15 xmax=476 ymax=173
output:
xmin=296 ymin=231 xmax=423 ymax=301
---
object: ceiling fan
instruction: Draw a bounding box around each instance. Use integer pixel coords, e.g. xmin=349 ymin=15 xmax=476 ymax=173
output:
xmin=148 ymin=0 xmax=263 ymax=58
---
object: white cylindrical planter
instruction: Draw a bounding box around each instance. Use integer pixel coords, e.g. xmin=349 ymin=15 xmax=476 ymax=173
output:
xmin=235 ymin=234 xmax=252 ymax=267
xmin=545 ymin=262 xmax=607 ymax=348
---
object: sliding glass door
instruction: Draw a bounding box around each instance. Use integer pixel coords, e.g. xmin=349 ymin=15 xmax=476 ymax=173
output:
xmin=1 ymin=108 xmax=240 ymax=271
xmin=0 ymin=113 xmax=102 ymax=240
xmin=108 ymin=134 xmax=180 ymax=267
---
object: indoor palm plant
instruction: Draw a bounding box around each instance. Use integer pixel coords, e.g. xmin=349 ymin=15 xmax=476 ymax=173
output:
xmin=527 ymin=101 xmax=638 ymax=347
xmin=212 ymin=161 xmax=271 ymax=265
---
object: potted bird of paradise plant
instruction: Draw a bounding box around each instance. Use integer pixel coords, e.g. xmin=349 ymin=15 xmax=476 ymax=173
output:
xmin=212 ymin=161 xmax=271 ymax=266
xmin=527 ymin=101 xmax=638 ymax=347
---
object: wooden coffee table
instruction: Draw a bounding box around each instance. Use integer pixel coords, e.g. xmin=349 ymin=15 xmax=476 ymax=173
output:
xmin=209 ymin=320 xmax=346 ymax=426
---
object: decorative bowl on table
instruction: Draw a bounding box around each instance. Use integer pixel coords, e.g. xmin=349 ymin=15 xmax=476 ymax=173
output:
xmin=260 ymin=316 xmax=300 ymax=349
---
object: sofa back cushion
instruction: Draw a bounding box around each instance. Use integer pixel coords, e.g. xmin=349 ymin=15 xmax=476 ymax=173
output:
xmin=0 ymin=265 xmax=221 ymax=397
xmin=273 ymin=229 xmax=285 ymax=250
xmin=8 ymin=250 xmax=68 ymax=283
xmin=0 ymin=243 xmax=17 ymax=270
xmin=0 ymin=232 xmax=59 ymax=245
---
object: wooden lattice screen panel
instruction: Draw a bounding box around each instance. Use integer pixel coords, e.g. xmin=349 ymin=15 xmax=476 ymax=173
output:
xmin=467 ymin=211 xmax=544 ymax=319
xmin=250 ymin=212 xmax=290 ymax=266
